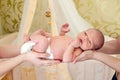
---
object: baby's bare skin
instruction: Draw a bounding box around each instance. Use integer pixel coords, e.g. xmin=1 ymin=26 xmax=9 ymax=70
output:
xmin=24 ymin=23 xmax=82 ymax=62
xmin=50 ymin=35 xmax=73 ymax=60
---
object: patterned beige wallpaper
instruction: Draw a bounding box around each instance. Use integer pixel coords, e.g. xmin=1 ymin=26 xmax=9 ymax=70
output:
xmin=0 ymin=0 xmax=23 ymax=35
xmin=74 ymin=0 xmax=120 ymax=38
xmin=1 ymin=0 xmax=120 ymax=38
xmin=0 ymin=0 xmax=50 ymax=36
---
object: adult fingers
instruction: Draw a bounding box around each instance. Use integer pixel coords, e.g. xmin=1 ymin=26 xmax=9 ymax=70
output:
xmin=73 ymin=57 xmax=79 ymax=63
xmin=73 ymin=54 xmax=85 ymax=63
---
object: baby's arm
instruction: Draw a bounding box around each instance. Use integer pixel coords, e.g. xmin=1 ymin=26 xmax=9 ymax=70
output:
xmin=73 ymin=48 xmax=82 ymax=60
xmin=59 ymin=23 xmax=70 ymax=36
xmin=63 ymin=39 xmax=81 ymax=62
xmin=63 ymin=44 xmax=74 ymax=62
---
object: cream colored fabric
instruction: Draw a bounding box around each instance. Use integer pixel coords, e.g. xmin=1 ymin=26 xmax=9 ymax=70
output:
xmin=16 ymin=0 xmax=37 ymax=45
xmin=74 ymin=0 xmax=120 ymax=38
xmin=51 ymin=0 xmax=115 ymax=80
xmin=13 ymin=0 xmax=38 ymax=80
xmin=48 ymin=0 xmax=58 ymax=36
xmin=68 ymin=60 xmax=115 ymax=80
xmin=52 ymin=0 xmax=93 ymax=38
xmin=0 ymin=0 xmax=117 ymax=80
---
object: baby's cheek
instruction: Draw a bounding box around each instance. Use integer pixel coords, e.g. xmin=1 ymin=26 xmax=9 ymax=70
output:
xmin=81 ymin=44 xmax=88 ymax=50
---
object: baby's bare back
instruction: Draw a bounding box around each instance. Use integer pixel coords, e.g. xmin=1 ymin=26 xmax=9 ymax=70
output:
xmin=50 ymin=35 xmax=73 ymax=59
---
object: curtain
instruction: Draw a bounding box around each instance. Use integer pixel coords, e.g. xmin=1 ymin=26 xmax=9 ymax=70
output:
xmin=50 ymin=0 xmax=115 ymax=80
xmin=52 ymin=0 xmax=93 ymax=38
xmin=0 ymin=0 xmax=115 ymax=80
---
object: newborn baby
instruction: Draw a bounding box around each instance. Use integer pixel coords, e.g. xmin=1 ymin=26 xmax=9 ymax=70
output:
xmin=21 ymin=23 xmax=104 ymax=62
xmin=21 ymin=23 xmax=71 ymax=60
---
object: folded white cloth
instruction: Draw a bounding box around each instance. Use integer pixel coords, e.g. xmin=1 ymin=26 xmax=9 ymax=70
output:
xmin=20 ymin=41 xmax=35 ymax=54
xmin=46 ymin=46 xmax=54 ymax=60
xmin=20 ymin=40 xmax=54 ymax=60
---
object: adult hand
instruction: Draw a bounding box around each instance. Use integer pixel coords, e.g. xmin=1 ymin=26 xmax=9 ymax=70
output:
xmin=24 ymin=51 xmax=60 ymax=66
xmin=73 ymin=50 xmax=95 ymax=63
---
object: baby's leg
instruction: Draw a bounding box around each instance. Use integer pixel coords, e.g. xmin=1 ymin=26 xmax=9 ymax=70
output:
xmin=59 ymin=23 xmax=70 ymax=36
xmin=39 ymin=29 xmax=52 ymax=38
xmin=30 ymin=29 xmax=51 ymax=38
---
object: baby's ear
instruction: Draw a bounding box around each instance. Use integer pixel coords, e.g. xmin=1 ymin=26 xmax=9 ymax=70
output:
xmin=23 ymin=33 xmax=30 ymax=42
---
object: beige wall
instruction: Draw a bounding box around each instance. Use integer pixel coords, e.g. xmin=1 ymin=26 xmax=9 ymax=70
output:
xmin=0 ymin=0 xmax=50 ymax=35
xmin=1 ymin=0 xmax=120 ymax=38
xmin=0 ymin=0 xmax=23 ymax=35
xmin=74 ymin=0 xmax=120 ymax=38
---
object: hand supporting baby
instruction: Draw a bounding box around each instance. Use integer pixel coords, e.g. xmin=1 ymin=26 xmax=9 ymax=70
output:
xmin=73 ymin=50 xmax=95 ymax=63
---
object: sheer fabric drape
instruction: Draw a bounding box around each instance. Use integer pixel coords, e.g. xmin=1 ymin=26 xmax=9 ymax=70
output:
xmin=51 ymin=0 xmax=115 ymax=80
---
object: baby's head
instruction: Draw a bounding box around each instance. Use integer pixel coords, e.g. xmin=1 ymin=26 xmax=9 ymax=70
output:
xmin=77 ymin=28 xmax=104 ymax=50
xmin=30 ymin=30 xmax=49 ymax=53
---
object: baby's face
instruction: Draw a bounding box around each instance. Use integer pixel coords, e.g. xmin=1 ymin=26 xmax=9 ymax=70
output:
xmin=77 ymin=30 xmax=96 ymax=50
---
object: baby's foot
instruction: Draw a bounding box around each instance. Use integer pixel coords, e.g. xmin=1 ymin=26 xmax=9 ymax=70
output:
xmin=39 ymin=30 xmax=51 ymax=38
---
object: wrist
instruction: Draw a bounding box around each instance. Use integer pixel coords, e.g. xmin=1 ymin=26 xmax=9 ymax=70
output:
xmin=19 ymin=52 xmax=30 ymax=62
xmin=12 ymin=54 xmax=27 ymax=64
xmin=86 ymin=50 xmax=95 ymax=59
xmin=92 ymin=51 xmax=102 ymax=60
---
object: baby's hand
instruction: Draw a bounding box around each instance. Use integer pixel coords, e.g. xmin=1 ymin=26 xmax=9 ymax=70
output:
xmin=61 ymin=23 xmax=70 ymax=33
xmin=70 ymin=39 xmax=80 ymax=48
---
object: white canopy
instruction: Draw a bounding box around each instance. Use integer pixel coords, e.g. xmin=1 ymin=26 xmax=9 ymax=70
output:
xmin=0 ymin=0 xmax=115 ymax=80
